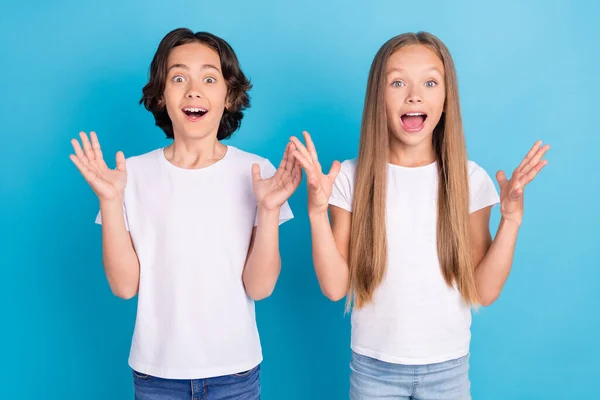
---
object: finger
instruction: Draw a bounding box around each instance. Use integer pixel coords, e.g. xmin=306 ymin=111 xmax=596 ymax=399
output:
xmin=116 ymin=151 xmax=126 ymax=172
xmin=283 ymin=142 xmax=294 ymax=173
xmin=510 ymin=187 xmax=523 ymax=201
xmin=522 ymin=160 xmax=548 ymax=186
xmin=290 ymin=147 xmax=313 ymax=172
xmin=290 ymin=136 xmax=316 ymax=170
xmin=496 ymin=170 xmax=508 ymax=186
xmin=516 ymin=140 xmax=542 ymax=172
xmin=70 ymin=154 xmax=98 ymax=183
xmin=79 ymin=132 xmax=95 ymax=161
xmin=303 ymin=131 xmax=323 ymax=171
xmin=521 ymin=144 xmax=550 ymax=176
xmin=277 ymin=143 xmax=289 ymax=172
xmin=273 ymin=144 xmax=292 ymax=181
xmin=303 ymin=131 xmax=319 ymax=162
xmin=292 ymin=158 xmax=303 ymax=186
xmin=327 ymin=160 xmax=341 ymax=180
xmin=293 ymin=150 xmax=320 ymax=189
xmin=291 ymin=148 xmax=320 ymax=184
xmin=71 ymin=138 xmax=90 ymax=167
xmin=90 ymin=131 xmax=104 ymax=163
xmin=251 ymin=163 xmax=262 ymax=183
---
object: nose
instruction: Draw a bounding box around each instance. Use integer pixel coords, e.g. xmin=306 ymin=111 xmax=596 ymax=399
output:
xmin=185 ymin=81 xmax=203 ymax=99
xmin=405 ymin=87 xmax=423 ymax=104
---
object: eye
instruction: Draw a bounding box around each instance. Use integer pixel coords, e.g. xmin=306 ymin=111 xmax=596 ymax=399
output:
xmin=391 ymin=80 xmax=405 ymax=88
xmin=204 ymin=76 xmax=216 ymax=84
xmin=424 ymin=80 xmax=437 ymax=88
xmin=172 ymin=75 xmax=186 ymax=83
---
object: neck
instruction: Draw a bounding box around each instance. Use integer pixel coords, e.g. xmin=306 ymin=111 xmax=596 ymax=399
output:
xmin=388 ymin=135 xmax=436 ymax=167
xmin=164 ymin=133 xmax=227 ymax=169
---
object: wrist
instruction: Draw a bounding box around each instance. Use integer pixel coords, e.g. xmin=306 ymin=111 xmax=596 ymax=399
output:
xmin=257 ymin=203 xmax=281 ymax=216
xmin=100 ymin=197 xmax=124 ymax=209
xmin=500 ymin=216 xmax=522 ymax=230
xmin=308 ymin=208 xmax=328 ymax=220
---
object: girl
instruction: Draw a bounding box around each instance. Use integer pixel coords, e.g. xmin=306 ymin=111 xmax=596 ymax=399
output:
xmin=69 ymin=28 xmax=301 ymax=399
xmin=291 ymin=32 xmax=549 ymax=400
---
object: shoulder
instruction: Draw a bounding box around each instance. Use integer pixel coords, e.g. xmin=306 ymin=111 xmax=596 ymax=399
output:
xmin=467 ymin=160 xmax=494 ymax=181
xmin=339 ymin=158 xmax=358 ymax=177
xmin=226 ymin=146 xmax=271 ymax=167
xmin=124 ymin=148 xmax=163 ymax=171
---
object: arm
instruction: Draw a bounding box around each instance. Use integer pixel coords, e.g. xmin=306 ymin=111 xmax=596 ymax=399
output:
xmin=308 ymin=206 xmax=350 ymax=301
xmin=472 ymin=207 xmax=520 ymax=306
xmin=291 ymin=131 xmax=347 ymax=301
xmin=242 ymin=209 xmax=283 ymax=300
xmin=243 ymin=143 xmax=301 ymax=300
xmin=473 ymin=140 xmax=550 ymax=306
xmin=70 ymin=131 xmax=140 ymax=299
xmin=99 ymin=199 xmax=140 ymax=299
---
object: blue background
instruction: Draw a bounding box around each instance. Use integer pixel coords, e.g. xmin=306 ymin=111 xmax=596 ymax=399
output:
xmin=1 ymin=0 xmax=598 ymax=398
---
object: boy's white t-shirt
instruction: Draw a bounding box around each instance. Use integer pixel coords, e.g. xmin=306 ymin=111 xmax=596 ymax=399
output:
xmin=96 ymin=146 xmax=293 ymax=379
xmin=329 ymin=159 xmax=499 ymax=365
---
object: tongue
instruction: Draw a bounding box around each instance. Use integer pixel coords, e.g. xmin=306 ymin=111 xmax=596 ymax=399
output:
xmin=185 ymin=111 xmax=202 ymax=119
xmin=402 ymin=115 xmax=425 ymax=129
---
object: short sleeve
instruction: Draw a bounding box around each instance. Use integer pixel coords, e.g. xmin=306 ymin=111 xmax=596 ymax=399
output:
xmin=254 ymin=159 xmax=294 ymax=226
xmin=328 ymin=160 xmax=355 ymax=212
xmin=469 ymin=162 xmax=500 ymax=214
xmin=95 ymin=203 xmax=130 ymax=231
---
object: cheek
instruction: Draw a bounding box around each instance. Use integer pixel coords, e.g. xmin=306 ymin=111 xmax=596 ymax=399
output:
xmin=433 ymin=89 xmax=446 ymax=113
xmin=163 ymin=86 xmax=182 ymax=105
xmin=385 ymin=91 xmax=401 ymax=115
xmin=208 ymin=85 xmax=229 ymax=108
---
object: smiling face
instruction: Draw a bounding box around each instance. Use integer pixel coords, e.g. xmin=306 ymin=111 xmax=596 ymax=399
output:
xmin=384 ymin=44 xmax=446 ymax=152
xmin=162 ymin=42 xmax=229 ymax=141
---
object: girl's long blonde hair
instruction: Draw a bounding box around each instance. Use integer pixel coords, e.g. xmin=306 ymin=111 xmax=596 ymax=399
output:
xmin=348 ymin=32 xmax=477 ymax=309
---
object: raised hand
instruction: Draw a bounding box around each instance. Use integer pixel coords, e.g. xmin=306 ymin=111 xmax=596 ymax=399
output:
xmin=290 ymin=131 xmax=341 ymax=215
xmin=252 ymin=142 xmax=302 ymax=212
xmin=496 ymin=140 xmax=550 ymax=224
xmin=69 ymin=131 xmax=127 ymax=202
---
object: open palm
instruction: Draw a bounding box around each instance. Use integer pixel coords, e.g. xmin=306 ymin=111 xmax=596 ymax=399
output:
xmin=69 ymin=131 xmax=127 ymax=201
xmin=252 ymin=142 xmax=302 ymax=211
xmin=497 ymin=140 xmax=550 ymax=224
xmin=290 ymin=131 xmax=341 ymax=214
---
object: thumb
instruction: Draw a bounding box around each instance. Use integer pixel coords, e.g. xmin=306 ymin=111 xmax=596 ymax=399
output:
xmin=251 ymin=163 xmax=262 ymax=183
xmin=510 ymin=186 xmax=523 ymax=201
xmin=116 ymin=151 xmax=126 ymax=171
xmin=496 ymin=170 xmax=507 ymax=185
xmin=328 ymin=160 xmax=341 ymax=180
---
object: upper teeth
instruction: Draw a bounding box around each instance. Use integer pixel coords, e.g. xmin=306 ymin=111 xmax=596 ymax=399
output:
xmin=406 ymin=112 xmax=424 ymax=116
xmin=185 ymin=107 xmax=206 ymax=112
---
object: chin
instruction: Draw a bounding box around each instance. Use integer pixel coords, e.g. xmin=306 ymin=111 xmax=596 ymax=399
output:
xmin=173 ymin=123 xmax=217 ymax=140
xmin=392 ymin=129 xmax=433 ymax=147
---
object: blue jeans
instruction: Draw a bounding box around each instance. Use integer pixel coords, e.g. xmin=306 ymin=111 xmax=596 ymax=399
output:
xmin=350 ymin=351 xmax=470 ymax=400
xmin=133 ymin=365 xmax=260 ymax=400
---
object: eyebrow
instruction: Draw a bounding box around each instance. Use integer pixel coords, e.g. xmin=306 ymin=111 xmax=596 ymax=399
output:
xmin=387 ymin=67 xmax=443 ymax=75
xmin=167 ymin=63 xmax=221 ymax=73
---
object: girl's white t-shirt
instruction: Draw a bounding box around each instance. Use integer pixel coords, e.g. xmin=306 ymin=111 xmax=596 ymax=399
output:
xmin=329 ymin=159 xmax=499 ymax=365
xmin=96 ymin=146 xmax=293 ymax=379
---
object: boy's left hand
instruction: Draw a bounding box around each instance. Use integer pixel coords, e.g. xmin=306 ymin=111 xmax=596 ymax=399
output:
xmin=252 ymin=143 xmax=302 ymax=212
xmin=496 ymin=140 xmax=550 ymax=225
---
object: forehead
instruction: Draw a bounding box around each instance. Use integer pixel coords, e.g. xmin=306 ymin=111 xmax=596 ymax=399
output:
xmin=387 ymin=44 xmax=444 ymax=74
xmin=167 ymin=42 xmax=221 ymax=69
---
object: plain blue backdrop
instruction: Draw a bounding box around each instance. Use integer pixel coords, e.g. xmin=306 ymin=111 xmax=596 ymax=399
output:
xmin=1 ymin=0 xmax=598 ymax=399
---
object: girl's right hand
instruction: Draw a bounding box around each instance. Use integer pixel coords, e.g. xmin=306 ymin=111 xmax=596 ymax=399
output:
xmin=290 ymin=131 xmax=341 ymax=215
xmin=69 ymin=131 xmax=127 ymax=202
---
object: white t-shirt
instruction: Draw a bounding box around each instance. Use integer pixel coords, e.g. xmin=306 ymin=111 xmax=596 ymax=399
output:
xmin=96 ymin=146 xmax=293 ymax=379
xmin=329 ymin=159 xmax=499 ymax=365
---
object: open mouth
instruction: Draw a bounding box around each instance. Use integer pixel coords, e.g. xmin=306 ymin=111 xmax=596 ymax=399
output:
xmin=400 ymin=112 xmax=427 ymax=132
xmin=182 ymin=107 xmax=208 ymax=121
